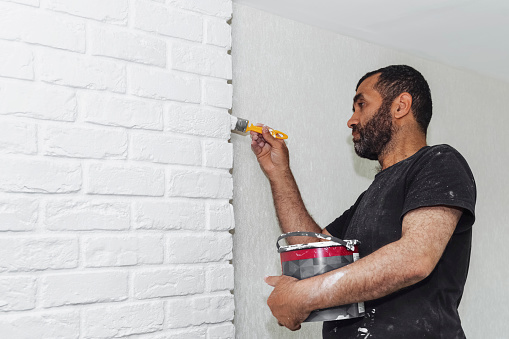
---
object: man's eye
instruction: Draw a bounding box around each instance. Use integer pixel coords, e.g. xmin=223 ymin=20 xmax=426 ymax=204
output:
xmin=358 ymin=102 xmax=365 ymax=108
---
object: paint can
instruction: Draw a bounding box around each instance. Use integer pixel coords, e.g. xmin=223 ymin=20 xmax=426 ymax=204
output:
xmin=277 ymin=231 xmax=365 ymax=322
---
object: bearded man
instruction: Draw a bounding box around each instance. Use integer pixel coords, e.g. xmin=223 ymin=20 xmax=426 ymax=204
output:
xmin=250 ymin=65 xmax=476 ymax=338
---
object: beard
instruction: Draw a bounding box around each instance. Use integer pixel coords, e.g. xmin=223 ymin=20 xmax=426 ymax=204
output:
xmin=352 ymin=101 xmax=394 ymax=160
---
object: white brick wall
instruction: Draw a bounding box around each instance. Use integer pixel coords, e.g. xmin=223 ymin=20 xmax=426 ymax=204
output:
xmin=0 ymin=0 xmax=234 ymax=338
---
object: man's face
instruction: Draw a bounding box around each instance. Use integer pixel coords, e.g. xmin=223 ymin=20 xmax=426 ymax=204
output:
xmin=352 ymin=100 xmax=393 ymax=160
xmin=349 ymin=74 xmax=394 ymax=160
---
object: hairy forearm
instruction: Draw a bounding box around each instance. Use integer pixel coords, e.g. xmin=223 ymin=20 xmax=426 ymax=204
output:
xmin=302 ymin=239 xmax=427 ymax=311
xmin=250 ymin=127 xmax=322 ymax=244
xmin=268 ymin=170 xmax=322 ymax=244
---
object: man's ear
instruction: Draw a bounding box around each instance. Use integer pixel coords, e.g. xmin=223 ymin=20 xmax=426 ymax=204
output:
xmin=394 ymin=92 xmax=412 ymax=119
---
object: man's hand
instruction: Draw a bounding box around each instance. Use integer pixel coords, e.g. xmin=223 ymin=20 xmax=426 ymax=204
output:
xmin=264 ymin=275 xmax=312 ymax=331
xmin=250 ymin=125 xmax=290 ymax=178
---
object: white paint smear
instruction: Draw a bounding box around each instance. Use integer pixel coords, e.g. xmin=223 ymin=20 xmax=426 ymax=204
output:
xmin=230 ymin=115 xmax=238 ymax=130
xmin=320 ymin=270 xmax=346 ymax=291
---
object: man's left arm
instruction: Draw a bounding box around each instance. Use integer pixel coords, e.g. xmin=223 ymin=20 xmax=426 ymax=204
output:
xmin=265 ymin=205 xmax=463 ymax=331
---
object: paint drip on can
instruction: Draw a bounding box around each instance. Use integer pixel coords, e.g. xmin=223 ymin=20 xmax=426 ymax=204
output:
xmin=277 ymin=232 xmax=365 ymax=322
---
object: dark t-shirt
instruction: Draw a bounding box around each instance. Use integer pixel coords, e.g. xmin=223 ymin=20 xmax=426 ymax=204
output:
xmin=324 ymin=144 xmax=476 ymax=339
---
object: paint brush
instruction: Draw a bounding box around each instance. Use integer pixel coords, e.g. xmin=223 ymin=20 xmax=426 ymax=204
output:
xmin=230 ymin=116 xmax=288 ymax=139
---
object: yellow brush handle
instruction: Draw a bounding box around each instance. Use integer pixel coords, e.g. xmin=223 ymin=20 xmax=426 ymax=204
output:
xmin=245 ymin=124 xmax=288 ymax=139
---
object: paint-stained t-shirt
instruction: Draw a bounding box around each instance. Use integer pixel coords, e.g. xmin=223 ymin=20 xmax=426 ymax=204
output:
xmin=324 ymin=144 xmax=476 ymax=339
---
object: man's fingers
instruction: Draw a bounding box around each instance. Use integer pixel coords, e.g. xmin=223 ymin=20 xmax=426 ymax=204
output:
xmin=265 ymin=275 xmax=305 ymax=332
xmin=264 ymin=275 xmax=281 ymax=287
xmin=278 ymin=321 xmax=301 ymax=331
xmin=250 ymin=124 xmax=282 ymax=150
xmin=250 ymin=130 xmax=268 ymax=156
xmin=251 ymin=142 xmax=260 ymax=154
xmin=250 ymin=130 xmax=267 ymax=148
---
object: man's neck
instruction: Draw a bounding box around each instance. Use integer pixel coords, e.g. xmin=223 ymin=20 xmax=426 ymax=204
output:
xmin=378 ymin=131 xmax=427 ymax=170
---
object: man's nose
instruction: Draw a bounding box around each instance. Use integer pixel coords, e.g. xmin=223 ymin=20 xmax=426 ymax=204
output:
xmin=347 ymin=113 xmax=359 ymax=129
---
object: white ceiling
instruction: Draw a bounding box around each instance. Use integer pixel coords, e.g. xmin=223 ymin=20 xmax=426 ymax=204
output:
xmin=233 ymin=0 xmax=509 ymax=84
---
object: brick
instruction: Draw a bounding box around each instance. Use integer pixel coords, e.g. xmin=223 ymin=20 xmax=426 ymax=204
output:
xmin=144 ymin=328 xmax=207 ymax=339
xmin=133 ymin=200 xmax=206 ymax=231
xmin=45 ymin=0 xmax=128 ymax=24
xmin=0 ymin=276 xmax=36 ymax=311
xmin=0 ymin=198 xmax=38 ymax=232
xmin=208 ymin=323 xmax=235 ymax=339
xmin=0 ymin=2 xmax=85 ymax=52
xmin=134 ymin=0 xmax=203 ymax=42
xmin=0 ymin=120 xmax=37 ymax=155
xmin=168 ymin=0 xmax=232 ymax=19
xmin=168 ymin=168 xmax=232 ymax=199
xmin=130 ymin=132 xmax=201 ymax=165
xmin=134 ymin=267 xmax=205 ymax=299
xmin=83 ymin=234 xmax=163 ymax=267
xmin=0 ymin=310 xmax=79 ymax=338
xmin=207 ymin=201 xmax=234 ymax=231
xmin=167 ymin=232 xmax=232 ymax=264
xmin=79 ymin=91 xmax=162 ymax=130
xmin=0 ymin=79 xmax=77 ymax=121
xmin=40 ymin=271 xmax=128 ymax=307
xmin=205 ymin=18 xmax=231 ymax=48
xmin=203 ymin=78 xmax=232 ymax=109
xmin=43 ymin=125 xmax=127 ymax=159
xmin=172 ymin=43 xmax=231 ymax=79
xmin=165 ymin=103 xmax=230 ymax=139
xmin=0 ymin=236 xmax=78 ymax=272
xmin=203 ymin=139 xmax=233 ymax=169
xmin=83 ymin=301 xmax=164 ymax=338
xmin=87 ymin=163 xmax=165 ymax=196
xmin=0 ymin=157 xmax=81 ymax=193
xmin=129 ymin=66 xmax=200 ymax=103
xmin=39 ymin=49 xmax=126 ymax=93
xmin=90 ymin=25 xmax=166 ymax=67
xmin=166 ymin=293 xmax=234 ymax=328
xmin=0 ymin=40 xmax=33 ymax=80
xmin=206 ymin=264 xmax=234 ymax=292
xmin=45 ymin=199 xmax=130 ymax=231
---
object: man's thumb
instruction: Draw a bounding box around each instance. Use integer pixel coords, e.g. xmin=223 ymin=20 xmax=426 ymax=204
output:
xmin=261 ymin=126 xmax=277 ymax=146
xmin=264 ymin=275 xmax=280 ymax=287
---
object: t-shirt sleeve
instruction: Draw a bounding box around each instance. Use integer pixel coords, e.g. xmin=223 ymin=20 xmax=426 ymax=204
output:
xmin=326 ymin=192 xmax=366 ymax=239
xmin=402 ymin=145 xmax=476 ymax=233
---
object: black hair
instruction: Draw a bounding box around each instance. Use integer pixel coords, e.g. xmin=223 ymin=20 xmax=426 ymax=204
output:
xmin=356 ymin=65 xmax=433 ymax=134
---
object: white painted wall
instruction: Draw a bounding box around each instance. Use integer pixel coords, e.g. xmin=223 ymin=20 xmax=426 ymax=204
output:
xmin=231 ymin=4 xmax=509 ymax=338
xmin=0 ymin=1 xmax=235 ymax=338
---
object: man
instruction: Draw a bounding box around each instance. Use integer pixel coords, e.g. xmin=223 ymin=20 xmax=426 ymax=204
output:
xmin=250 ymin=65 xmax=476 ymax=338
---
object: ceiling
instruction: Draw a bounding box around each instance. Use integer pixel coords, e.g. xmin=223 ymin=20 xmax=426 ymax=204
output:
xmin=233 ymin=0 xmax=509 ymax=84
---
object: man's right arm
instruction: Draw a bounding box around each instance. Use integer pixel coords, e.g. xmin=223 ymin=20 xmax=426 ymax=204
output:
xmin=250 ymin=126 xmax=323 ymax=244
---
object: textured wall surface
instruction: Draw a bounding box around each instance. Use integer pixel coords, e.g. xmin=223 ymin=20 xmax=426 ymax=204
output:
xmin=0 ymin=0 xmax=235 ymax=338
xmin=231 ymin=4 xmax=509 ymax=338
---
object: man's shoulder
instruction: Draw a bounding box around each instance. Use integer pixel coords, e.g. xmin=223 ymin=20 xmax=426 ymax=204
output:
xmin=425 ymin=143 xmax=460 ymax=155
xmin=423 ymin=144 xmax=471 ymax=164
xmin=389 ymin=144 xmax=461 ymax=171
xmin=410 ymin=144 xmax=475 ymax=182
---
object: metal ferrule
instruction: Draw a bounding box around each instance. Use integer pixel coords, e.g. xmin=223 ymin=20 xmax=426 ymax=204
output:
xmin=234 ymin=117 xmax=249 ymax=133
